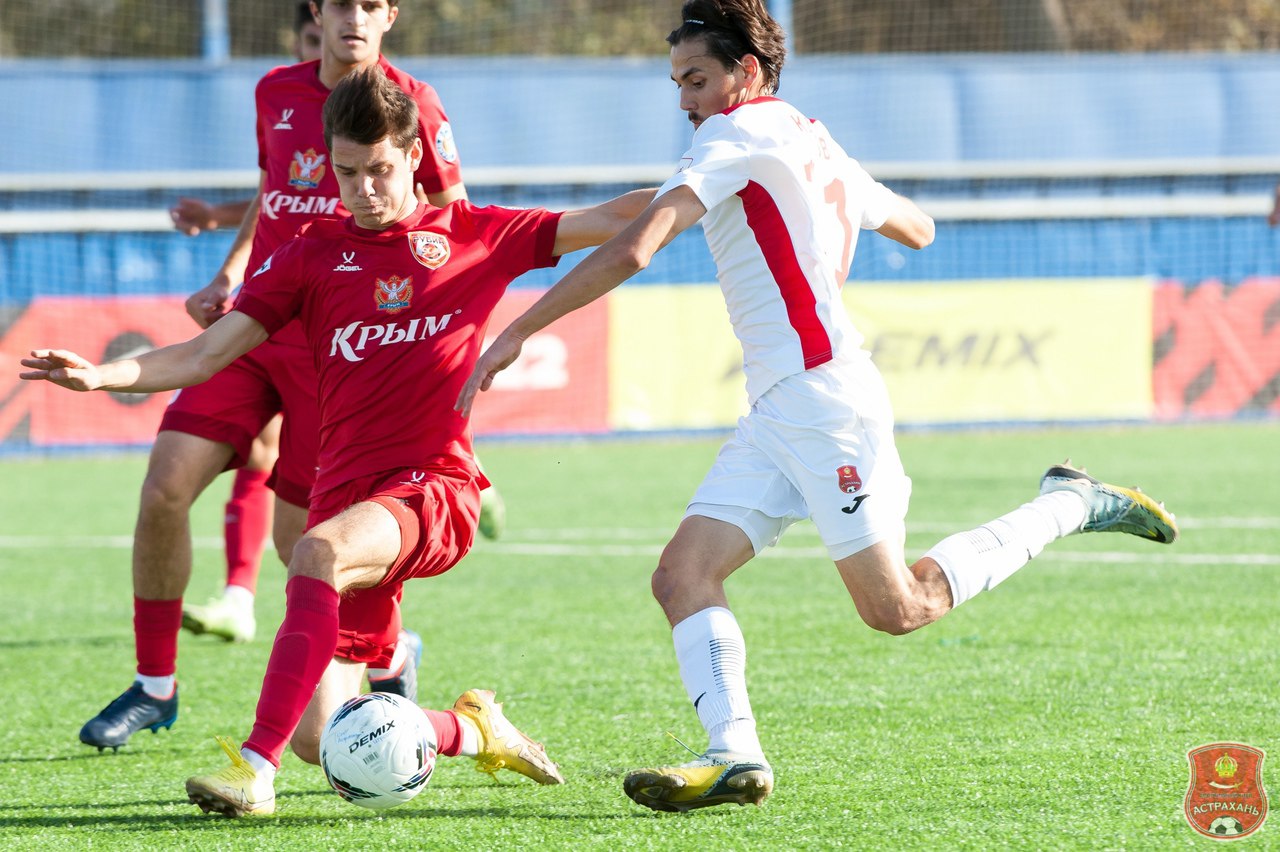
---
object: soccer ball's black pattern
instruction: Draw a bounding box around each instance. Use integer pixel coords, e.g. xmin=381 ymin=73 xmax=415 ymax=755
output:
xmin=319 ymin=692 xmax=437 ymax=810
xmin=1209 ymin=816 xmax=1245 ymax=836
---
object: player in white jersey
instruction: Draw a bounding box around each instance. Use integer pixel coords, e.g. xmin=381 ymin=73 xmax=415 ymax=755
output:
xmin=459 ymin=0 xmax=1180 ymax=813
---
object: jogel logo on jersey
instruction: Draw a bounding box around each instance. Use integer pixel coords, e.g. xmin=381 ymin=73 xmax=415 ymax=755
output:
xmin=289 ymin=148 xmax=327 ymax=190
xmin=1185 ymin=743 xmax=1268 ymax=840
xmin=837 ymin=465 xmax=862 ymax=494
xmin=374 ymin=276 xmax=413 ymax=314
xmin=408 ymin=231 xmax=450 ymax=269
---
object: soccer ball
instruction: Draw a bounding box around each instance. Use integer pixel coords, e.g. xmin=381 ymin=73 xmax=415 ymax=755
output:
xmin=1209 ymin=816 xmax=1245 ymax=836
xmin=319 ymin=692 xmax=437 ymax=809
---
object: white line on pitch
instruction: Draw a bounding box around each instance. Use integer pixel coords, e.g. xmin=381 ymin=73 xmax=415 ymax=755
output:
xmin=473 ymin=542 xmax=1280 ymax=566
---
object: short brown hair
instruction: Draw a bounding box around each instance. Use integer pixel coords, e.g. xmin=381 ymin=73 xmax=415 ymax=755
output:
xmin=322 ymin=65 xmax=419 ymax=153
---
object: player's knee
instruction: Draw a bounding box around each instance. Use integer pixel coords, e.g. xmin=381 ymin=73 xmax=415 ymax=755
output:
xmin=288 ymin=533 xmax=340 ymax=583
xmin=858 ymin=601 xmax=923 ymax=636
xmin=650 ymin=559 xmax=689 ymax=609
xmin=137 ymin=468 xmax=197 ymax=519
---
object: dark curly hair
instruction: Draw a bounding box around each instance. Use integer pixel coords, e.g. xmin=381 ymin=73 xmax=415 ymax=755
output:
xmin=667 ymin=0 xmax=787 ymax=94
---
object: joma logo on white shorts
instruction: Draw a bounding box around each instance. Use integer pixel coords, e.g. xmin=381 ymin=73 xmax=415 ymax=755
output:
xmin=329 ymin=315 xmax=455 ymax=362
xmin=260 ymin=190 xmax=339 ymax=220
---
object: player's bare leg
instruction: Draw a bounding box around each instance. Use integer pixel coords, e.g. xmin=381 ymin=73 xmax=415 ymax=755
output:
xmin=624 ymin=516 xmax=774 ymax=812
xmin=835 ymin=540 xmax=952 ymax=636
xmin=291 ymin=657 xmax=367 ymax=765
xmin=183 ymin=416 xmax=281 ymax=643
xmin=81 ymin=431 xmax=234 ymax=751
xmin=270 ymin=497 xmax=308 ymax=567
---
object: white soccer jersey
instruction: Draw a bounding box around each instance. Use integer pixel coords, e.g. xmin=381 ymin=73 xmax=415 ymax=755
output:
xmin=658 ymin=97 xmax=897 ymax=403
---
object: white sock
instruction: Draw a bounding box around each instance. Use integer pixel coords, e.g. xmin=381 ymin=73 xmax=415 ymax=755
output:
xmin=240 ymin=747 xmax=277 ymax=780
xmin=454 ymin=713 xmax=480 ymax=757
xmin=926 ymin=491 xmax=1088 ymax=608
xmin=671 ymin=607 xmax=764 ymax=759
xmin=368 ymin=633 xmax=411 ymax=681
xmin=222 ymin=584 xmax=254 ymax=608
xmin=135 ymin=674 xmax=175 ymax=699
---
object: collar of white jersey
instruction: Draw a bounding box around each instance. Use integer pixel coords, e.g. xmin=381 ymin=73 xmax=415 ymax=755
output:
xmin=720 ymin=95 xmax=785 ymax=117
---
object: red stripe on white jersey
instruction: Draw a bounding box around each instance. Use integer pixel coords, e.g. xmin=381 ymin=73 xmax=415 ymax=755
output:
xmin=737 ymin=180 xmax=832 ymax=370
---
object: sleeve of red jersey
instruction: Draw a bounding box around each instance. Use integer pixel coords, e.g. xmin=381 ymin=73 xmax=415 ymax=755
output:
xmin=411 ymin=84 xmax=463 ymax=195
xmin=254 ymin=76 xmax=270 ymax=171
xmin=470 ymin=204 xmax=562 ymax=277
xmin=232 ymin=238 xmax=308 ymax=335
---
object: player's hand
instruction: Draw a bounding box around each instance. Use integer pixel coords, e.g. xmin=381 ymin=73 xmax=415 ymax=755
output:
xmin=19 ymin=349 xmax=102 ymax=391
xmin=170 ymin=197 xmax=217 ymax=236
xmin=1269 ymin=185 xmax=1280 ymax=227
xmin=185 ymin=276 xmax=235 ymax=328
xmin=455 ymin=333 xmax=524 ymax=418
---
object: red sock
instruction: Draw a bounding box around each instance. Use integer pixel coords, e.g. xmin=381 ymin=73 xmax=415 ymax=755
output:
xmin=134 ymin=597 xmax=182 ymax=677
xmin=244 ymin=576 xmax=339 ymax=767
xmin=224 ymin=468 xmax=273 ymax=594
xmin=424 ymin=709 xmax=463 ymax=757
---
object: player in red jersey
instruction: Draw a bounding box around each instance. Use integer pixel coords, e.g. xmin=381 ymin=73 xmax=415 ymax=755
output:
xmin=168 ymin=3 xmax=322 ymax=650
xmin=175 ymin=0 xmax=504 ymax=652
xmin=72 ymin=0 xmax=460 ymax=754
xmin=22 ymin=65 xmax=656 ymax=817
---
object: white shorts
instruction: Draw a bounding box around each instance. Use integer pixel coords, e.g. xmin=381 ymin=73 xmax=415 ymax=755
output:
xmin=685 ymin=355 xmax=911 ymax=561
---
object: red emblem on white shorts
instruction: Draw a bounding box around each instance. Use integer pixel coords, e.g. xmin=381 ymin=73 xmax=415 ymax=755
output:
xmin=408 ymin=231 xmax=450 ymax=269
xmin=836 ymin=465 xmax=862 ymax=494
xmin=1185 ymin=743 xmax=1268 ymax=840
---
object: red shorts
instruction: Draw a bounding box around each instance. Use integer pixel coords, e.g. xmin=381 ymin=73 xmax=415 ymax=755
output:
xmin=307 ymin=466 xmax=482 ymax=666
xmin=158 ymin=337 xmax=319 ymax=507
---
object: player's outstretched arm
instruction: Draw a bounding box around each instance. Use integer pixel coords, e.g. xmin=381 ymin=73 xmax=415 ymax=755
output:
xmin=456 ymin=187 xmax=703 ymax=417
xmin=551 ymin=188 xmax=659 ymax=256
xmin=186 ymin=173 xmax=267 ymax=328
xmin=875 ymin=194 xmax=935 ymax=250
xmin=20 ymin=312 xmax=268 ymax=394
xmin=1269 ymin=180 xmax=1280 ymax=227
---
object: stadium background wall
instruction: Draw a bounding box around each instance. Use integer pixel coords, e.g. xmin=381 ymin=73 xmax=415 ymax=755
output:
xmin=2 ymin=54 xmax=1279 ymax=449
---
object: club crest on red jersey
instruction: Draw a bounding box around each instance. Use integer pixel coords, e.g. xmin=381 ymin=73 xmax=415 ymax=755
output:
xmin=288 ymin=148 xmax=326 ymax=190
xmin=408 ymin=231 xmax=450 ymax=269
xmin=374 ymin=275 xmax=413 ymax=314
xmin=435 ymin=122 xmax=458 ymax=164
xmin=836 ymin=465 xmax=862 ymax=494
xmin=1185 ymin=743 xmax=1268 ymax=840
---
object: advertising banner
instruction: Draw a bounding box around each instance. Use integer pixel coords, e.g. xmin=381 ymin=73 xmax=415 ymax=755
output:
xmin=1154 ymin=278 xmax=1280 ymax=419
xmin=607 ymin=279 xmax=1154 ymax=430
xmin=468 ymin=289 xmax=610 ymax=436
xmin=0 ymin=296 xmax=193 ymax=447
xmin=850 ymin=279 xmax=1153 ymax=423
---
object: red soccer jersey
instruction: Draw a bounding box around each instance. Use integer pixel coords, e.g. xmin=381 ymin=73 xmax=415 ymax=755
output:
xmin=232 ymin=202 xmax=561 ymax=499
xmin=250 ymin=56 xmax=463 ymax=273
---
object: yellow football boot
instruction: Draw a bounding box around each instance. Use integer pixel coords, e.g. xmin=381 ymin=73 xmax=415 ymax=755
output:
xmin=453 ymin=689 xmax=564 ymax=785
xmin=1040 ymin=462 xmax=1179 ymax=543
xmin=185 ymin=736 xmax=276 ymax=817
xmin=624 ymin=751 xmax=773 ymax=812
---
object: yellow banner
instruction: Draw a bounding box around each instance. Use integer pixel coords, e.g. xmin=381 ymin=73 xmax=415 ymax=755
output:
xmin=608 ymin=279 xmax=1153 ymax=430
xmin=848 ymin=278 xmax=1153 ymax=423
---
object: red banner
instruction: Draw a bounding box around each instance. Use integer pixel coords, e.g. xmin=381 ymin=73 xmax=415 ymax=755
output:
xmin=2 ymin=291 xmax=609 ymax=448
xmin=468 ymin=289 xmax=609 ymax=436
xmin=1154 ymin=278 xmax=1280 ymax=419
xmin=1 ymin=296 xmax=194 ymax=446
